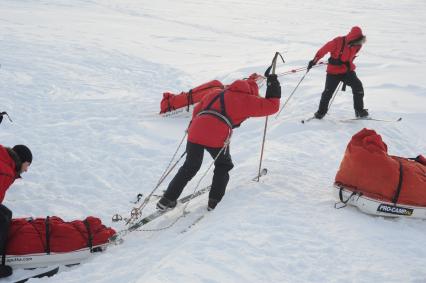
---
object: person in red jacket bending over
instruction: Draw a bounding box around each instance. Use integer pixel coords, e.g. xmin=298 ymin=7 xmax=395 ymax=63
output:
xmin=308 ymin=26 xmax=368 ymax=119
xmin=157 ymin=74 xmax=281 ymax=211
xmin=0 ymin=144 xmax=32 ymax=278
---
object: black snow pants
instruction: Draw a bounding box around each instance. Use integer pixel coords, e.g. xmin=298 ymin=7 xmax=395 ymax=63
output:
xmin=163 ymin=141 xmax=234 ymax=203
xmin=0 ymin=204 xmax=12 ymax=265
xmin=317 ymin=71 xmax=365 ymax=115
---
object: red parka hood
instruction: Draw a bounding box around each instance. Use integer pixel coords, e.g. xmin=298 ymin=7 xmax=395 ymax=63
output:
xmin=227 ymin=79 xmax=259 ymax=96
xmin=0 ymin=146 xmax=15 ymax=171
xmin=346 ymin=26 xmax=364 ymax=42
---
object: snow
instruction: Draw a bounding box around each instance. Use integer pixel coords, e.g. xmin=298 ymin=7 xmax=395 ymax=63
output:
xmin=1 ymin=0 xmax=426 ymax=282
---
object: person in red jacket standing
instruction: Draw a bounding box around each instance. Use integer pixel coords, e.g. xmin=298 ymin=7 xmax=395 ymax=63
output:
xmin=157 ymin=74 xmax=281 ymax=211
xmin=0 ymin=144 xmax=32 ymax=278
xmin=308 ymin=26 xmax=368 ymax=119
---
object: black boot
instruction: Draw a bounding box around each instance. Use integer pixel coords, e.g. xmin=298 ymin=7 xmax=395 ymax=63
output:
xmin=314 ymin=111 xmax=326 ymax=119
xmin=156 ymin=197 xmax=177 ymax=211
xmin=355 ymin=109 xmax=369 ymax=118
xmin=0 ymin=265 xmax=12 ymax=278
xmin=207 ymin=198 xmax=219 ymax=211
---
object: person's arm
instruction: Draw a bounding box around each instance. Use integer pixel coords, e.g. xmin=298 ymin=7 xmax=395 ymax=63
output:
xmin=314 ymin=39 xmax=336 ymax=62
xmin=308 ymin=38 xmax=337 ymax=70
xmin=242 ymin=75 xmax=281 ymax=117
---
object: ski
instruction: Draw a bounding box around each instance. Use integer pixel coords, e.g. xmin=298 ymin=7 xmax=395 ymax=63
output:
xmin=183 ymin=169 xmax=268 ymax=233
xmin=301 ymin=116 xmax=315 ymax=124
xmin=14 ymin=266 xmax=59 ymax=283
xmin=339 ymin=117 xmax=402 ymax=123
xmin=110 ymin=168 xmax=268 ymax=243
xmin=180 ymin=214 xmax=206 ymax=234
xmin=109 ymin=185 xmax=211 ymax=243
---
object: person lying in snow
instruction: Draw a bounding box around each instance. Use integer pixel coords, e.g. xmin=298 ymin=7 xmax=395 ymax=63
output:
xmin=308 ymin=26 xmax=369 ymax=119
xmin=157 ymin=73 xmax=281 ymax=211
xmin=0 ymin=144 xmax=32 ymax=278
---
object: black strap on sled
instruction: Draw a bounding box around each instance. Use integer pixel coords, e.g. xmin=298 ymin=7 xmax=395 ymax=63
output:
xmin=391 ymin=160 xmax=404 ymax=204
xmin=83 ymin=219 xmax=93 ymax=251
xmin=334 ymin=186 xmax=357 ymax=209
xmin=197 ymin=91 xmax=235 ymax=129
xmin=186 ymin=89 xmax=194 ymax=112
xmin=45 ymin=216 xmax=51 ymax=254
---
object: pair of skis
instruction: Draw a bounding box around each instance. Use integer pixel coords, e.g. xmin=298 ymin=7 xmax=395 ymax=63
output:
xmin=301 ymin=116 xmax=402 ymax=124
xmin=110 ymin=168 xmax=268 ymax=244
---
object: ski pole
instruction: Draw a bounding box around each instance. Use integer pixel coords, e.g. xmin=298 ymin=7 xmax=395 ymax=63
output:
xmin=256 ymin=52 xmax=283 ymax=182
xmin=327 ymin=81 xmax=343 ymax=114
xmin=275 ymin=70 xmax=310 ymax=119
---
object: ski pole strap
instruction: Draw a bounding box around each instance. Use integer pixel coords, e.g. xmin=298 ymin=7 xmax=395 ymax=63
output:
xmin=45 ymin=216 xmax=51 ymax=254
xmin=392 ymin=160 xmax=404 ymax=204
xmin=0 ymin=112 xmax=13 ymax=124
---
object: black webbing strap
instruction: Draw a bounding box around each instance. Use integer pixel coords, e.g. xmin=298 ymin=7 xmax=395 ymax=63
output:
xmin=392 ymin=160 xmax=404 ymax=204
xmin=186 ymin=89 xmax=193 ymax=111
xmin=219 ymin=91 xmax=226 ymax=116
xmin=328 ymin=37 xmax=346 ymax=65
xmin=339 ymin=37 xmax=346 ymax=62
xmin=83 ymin=219 xmax=93 ymax=251
xmin=45 ymin=216 xmax=50 ymax=254
xmin=167 ymin=97 xmax=173 ymax=112
xmin=204 ymin=92 xmax=221 ymax=111
xmin=198 ymin=91 xmax=235 ymax=128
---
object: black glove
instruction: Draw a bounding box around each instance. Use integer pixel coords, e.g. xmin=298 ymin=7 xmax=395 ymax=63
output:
xmin=264 ymin=65 xmax=272 ymax=77
xmin=265 ymin=74 xmax=281 ymax=99
xmin=307 ymin=59 xmax=316 ymax=70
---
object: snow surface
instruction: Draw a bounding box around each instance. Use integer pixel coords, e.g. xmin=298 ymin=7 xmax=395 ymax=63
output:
xmin=1 ymin=0 xmax=426 ymax=282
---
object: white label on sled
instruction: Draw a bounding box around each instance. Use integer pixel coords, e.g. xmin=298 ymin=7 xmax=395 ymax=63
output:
xmin=377 ymin=204 xmax=414 ymax=216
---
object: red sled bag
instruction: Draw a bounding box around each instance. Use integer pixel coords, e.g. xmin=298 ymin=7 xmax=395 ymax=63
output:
xmin=415 ymin=155 xmax=426 ymax=166
xmin=6 ymin=216 xmax=116 ymax=255
xmin=335 ymin=128 xmax=426 ymax=206
xmin=160 ymin=80 xmax=224 ymax=114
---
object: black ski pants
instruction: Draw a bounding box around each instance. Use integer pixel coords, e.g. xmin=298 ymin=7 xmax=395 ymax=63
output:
xmin=0 ymin=204 xmax=12 ymax=265
xmin=317 ymin=71 xmax=365 ymax=115
xmin=164 ymin=141 xmax=234 ymax=203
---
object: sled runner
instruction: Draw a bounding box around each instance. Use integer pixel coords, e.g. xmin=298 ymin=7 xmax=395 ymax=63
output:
xmin=5 ymin=244 xmax=108 ymax=269
xmin=334 ymin=185 xmax=426 ymax=218
xmin=5 ymin=216 xmax=115 ymax=269
xmin=334 ymin=128 xmax=426 ymax=218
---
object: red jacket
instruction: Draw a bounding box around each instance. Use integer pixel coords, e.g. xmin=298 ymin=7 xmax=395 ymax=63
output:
xmin=314 ymin=26 xmax=364 ymax=74
xmin=188 ymin=79 xmax=279 ymax=148
xmin=0 ymin=145 xmax=18 ymax=203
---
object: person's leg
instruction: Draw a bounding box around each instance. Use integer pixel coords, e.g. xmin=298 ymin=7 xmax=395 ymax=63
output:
xmin=316 ymin=74 xmax=342 ymax=118
xmin=162 ymin=142 xmax=204 ymax=202
xmin=344 ymin=71 xmax=367 ymax=116
xmin=206 ymin=146 xmax=234 ymax=209
xmin=0 ymin=205 xmax=12 ymax=278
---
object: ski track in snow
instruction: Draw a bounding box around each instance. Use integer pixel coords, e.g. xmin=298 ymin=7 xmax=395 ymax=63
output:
xmin=1 ymin=0 xmax=426 ymax=282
